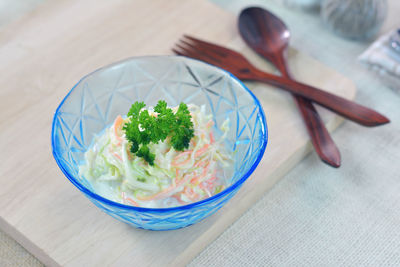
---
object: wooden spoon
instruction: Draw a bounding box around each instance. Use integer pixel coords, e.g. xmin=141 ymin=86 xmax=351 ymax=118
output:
xmin=239 ymin=7 xmax=341 ymax=167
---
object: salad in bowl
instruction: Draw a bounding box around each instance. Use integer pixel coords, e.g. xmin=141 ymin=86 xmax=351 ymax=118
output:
xmin=52 ymin=56 xmax=267 ymax=230
xmin=80 ymin=101 xmax=232 ymax=208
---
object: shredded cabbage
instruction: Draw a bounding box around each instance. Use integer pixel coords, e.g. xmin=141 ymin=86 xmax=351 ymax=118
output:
xmin=79 ymin=104 xmax=231 ymax=208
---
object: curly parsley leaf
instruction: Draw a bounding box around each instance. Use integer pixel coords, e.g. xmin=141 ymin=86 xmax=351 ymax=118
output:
xmin=123 ymin=100 xmax=194 ymax=165
xmin=136 ymin=145 xmax=155 ymax=166
xmin=170 ymin=103 xmax=194 ymax=151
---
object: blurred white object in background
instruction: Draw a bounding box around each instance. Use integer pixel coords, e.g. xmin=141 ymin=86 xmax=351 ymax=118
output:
xmin=359 ymin=29 xmax=400 ymax=93
xmin=321 ymin=0 xmax=388 ymax=41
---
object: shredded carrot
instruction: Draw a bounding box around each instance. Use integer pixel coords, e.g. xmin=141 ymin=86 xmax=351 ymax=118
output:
xmin=113 ymin=115 xmax=124 ymax=145
xmin=209 ymin=132 xmax=215 ymax=144
xmin=126 ymin=196 xmax=139 ymax=206
xmin=195 ymin=144 xmax=210 ymax=158
xmin=171 ymin=150 xmax=193 ymax=166
xmin=184 ymin=186 xmax=199 ymax=200
xmin=121 ymin=191 xmax=139 ymax=206
xmin=109 ymin=148 xmax=122 ymax=161
xmin=171 ymin=157 xmax=192 ymax=167
xmin=206 ymin=120 xmax=214 ymax=128
xmin=201 ymin=162 xmax=211 ymax=176
xmin=190 ymin=174 xmax=201 ymax=185
xmin=207 ymin=176 xmax=217 ymax=185
xmin=194 ymin=160 xmax=207 ymax=168
xmin=127 ymin=149 xmax=132 ymax=161
xmin=201 ymin=176 xmax=217 ymax=192
xmin=173 ymin=150 xmax=192 ymax=161
xmin=184 ymin=186 xmax=192 ymax=196
xmin=199 ymin=182 xmax=205 ymax=189
xmin=199 ymin=172 xmax=214 ymax=189
xmin=173 ymin=147 xmax=212 ymax=166
xmin=190 ymin=166 xmax=209 ymax=186
xmin=191 ymin=139 xmax=197 ymax=147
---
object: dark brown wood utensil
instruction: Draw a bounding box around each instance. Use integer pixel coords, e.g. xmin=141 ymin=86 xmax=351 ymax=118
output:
xmin=238 ymin=7 xmax=340 ymax=167
xmin=173 ymin=35 xmax=390 ymax=127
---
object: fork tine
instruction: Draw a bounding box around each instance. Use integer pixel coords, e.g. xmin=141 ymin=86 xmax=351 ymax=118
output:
xmin=174 ymin=41 xmax=219 ymax=63
xmin=172 ymin=48 xmax=183 ymax=56
xmin=179 ymin=39 xmax=224 ymax=61
xmin=174 ymin=43 xmax=199 ymax=58
xmin=174 ymin=43 xmax=213 ymax=63
xmin=183 ymin=35 xmax=230 ymax=57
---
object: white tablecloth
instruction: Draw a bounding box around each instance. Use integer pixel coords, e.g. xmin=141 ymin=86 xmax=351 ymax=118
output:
xmin=1 ymin=0 xmax=400 ymax=266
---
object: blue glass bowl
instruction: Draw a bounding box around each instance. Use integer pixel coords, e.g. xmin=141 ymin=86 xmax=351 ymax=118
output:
xmin=51 ymin=56 xmax=268 ymax=230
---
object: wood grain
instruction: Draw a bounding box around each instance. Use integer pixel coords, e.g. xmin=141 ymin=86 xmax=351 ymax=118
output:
xmin=0 ymin=0 xmax=356 ymax=266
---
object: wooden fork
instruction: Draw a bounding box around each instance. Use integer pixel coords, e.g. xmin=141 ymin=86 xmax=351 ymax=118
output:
xmin=172 ymin=35 xmax=389 ymax=127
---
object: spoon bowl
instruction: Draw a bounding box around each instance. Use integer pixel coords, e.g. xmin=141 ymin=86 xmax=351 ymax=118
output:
xmin=239 ymin=7 xmax=290 ymax=61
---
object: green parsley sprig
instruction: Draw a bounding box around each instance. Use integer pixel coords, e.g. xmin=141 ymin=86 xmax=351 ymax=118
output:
xmin=123 ymin=100 xmax=194 ymax=165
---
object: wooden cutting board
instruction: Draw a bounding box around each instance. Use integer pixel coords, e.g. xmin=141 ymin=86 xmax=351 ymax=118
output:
xmin=0 ymin=0 xmax=356 ymax=266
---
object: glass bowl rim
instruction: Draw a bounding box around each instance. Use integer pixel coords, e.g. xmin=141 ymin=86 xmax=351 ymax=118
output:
xmin=51 ymin=55 xmax=268 ymax=213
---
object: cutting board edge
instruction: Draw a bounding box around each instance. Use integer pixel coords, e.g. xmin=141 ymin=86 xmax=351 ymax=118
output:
xmin=0 ymin=216 xmax=60 ymax=267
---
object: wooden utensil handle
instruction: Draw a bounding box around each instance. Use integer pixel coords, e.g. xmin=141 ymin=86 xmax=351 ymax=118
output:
xmin=275 ymin=52 xmax=341 ymax=167
xmin=250 ymin=69 xmax=389 ymax=126
xmin=294 ymin=94 xmax=341 ymax=166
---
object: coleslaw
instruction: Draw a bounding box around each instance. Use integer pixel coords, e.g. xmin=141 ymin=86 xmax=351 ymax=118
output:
xmin=79 ymin=104 xmax=231 ymax=208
